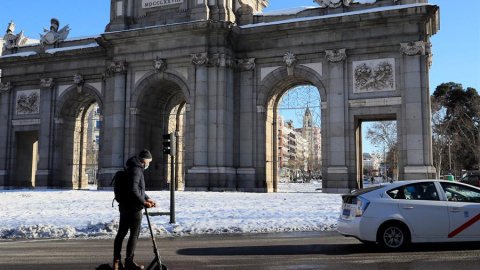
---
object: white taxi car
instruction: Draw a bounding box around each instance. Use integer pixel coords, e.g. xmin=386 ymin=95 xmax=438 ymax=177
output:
xmin=337 ymin=180 xmax=480 ymax=249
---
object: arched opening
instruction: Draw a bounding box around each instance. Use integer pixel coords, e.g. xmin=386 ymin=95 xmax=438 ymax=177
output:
xmin=262 ymin=71 xmax=325 ymax=192
xmin=55 ymin=86 xmax=103 ymax=189
xmin=133 ymin=74 xmax=187 ymax=191
xmin=277 ymin=86 xmax=322 ymax=187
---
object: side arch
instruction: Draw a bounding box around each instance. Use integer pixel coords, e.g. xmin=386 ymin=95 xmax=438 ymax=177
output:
xmin=53 ymin=84 xmax=104 ymax=189
xmin=55 ymin=84 xmax=104 ymax=118
xmin=132 ymin=70 xmax=191 ymax=108
xmin=129 ymin=70 xmax=190 ymax=190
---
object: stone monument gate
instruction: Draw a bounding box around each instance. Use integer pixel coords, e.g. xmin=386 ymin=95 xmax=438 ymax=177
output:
xmin=0 ymin=0 xmax=439 ymax=193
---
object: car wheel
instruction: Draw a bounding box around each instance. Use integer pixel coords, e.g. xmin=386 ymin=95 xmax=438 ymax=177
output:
xmin=378 ymin=223 xmax=409 ymax=249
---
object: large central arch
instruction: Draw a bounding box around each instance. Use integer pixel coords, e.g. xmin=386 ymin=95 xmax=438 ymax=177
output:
xmin=259 ymin=66 xmax=327 ymax=192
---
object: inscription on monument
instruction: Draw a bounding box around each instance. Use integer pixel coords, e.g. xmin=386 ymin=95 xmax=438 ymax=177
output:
xmin=142 ymin=0 xmax=184 ymax=8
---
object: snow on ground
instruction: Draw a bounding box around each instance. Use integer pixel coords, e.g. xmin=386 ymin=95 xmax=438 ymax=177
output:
xmin=0 ymin=181 xmax=342 ymax=240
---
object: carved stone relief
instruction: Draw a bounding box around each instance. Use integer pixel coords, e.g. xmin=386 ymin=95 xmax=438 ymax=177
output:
xmin=73 ymin=73 xmax=84 ymax=86
xmin=353 ymin=58 xmax=395 ymax=93
xmin=106 ymin=61 xmax=128 ymax=76
xmin=0 ymin=82 xmax=13 ymax=93
xmin=283 ymin=52 xmax=297 ymax=76
xmin=325 ymin=48 xmax=346 ymax=63
xmin=153 ymin=57 xmax=167 ymax=71
xmin=314 ymin=0 xmax=353 ymax=8
xmin=190 ymin=53 xmax=208 ymax=66
xmin=400 ymin=41 xmax=426 ymax=56
xmin=16 ymin=90 xmax=40 ymax=115
xmin=40 ymin=78 xmax=55 ymax=89
xmin=235 ymin=58 xmax=256 ymax=71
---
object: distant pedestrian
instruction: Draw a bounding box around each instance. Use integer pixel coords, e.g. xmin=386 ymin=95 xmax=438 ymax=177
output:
xmin=113 ymin=149 xmax=158 ymax=270
xmin=370 ymin=176 xmax=374 ymax=185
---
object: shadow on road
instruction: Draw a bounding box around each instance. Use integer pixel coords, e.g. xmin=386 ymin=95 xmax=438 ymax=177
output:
xmin=177 ymin=241 xmax=480 ymax=256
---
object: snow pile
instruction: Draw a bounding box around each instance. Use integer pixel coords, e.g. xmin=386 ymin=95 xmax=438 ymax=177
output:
xmin=0 ymin=182 xmax=342 ymax=240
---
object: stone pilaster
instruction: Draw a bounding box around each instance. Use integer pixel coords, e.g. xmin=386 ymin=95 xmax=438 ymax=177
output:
xmin=0 ymin=82 xmax=12 ymax=187
xmin=35 ymin=78 xmax=55 ymax=188
xmin=236 ymin=57 xmax=257 ymax=190
xmin=98 ymin=61 xmax=128 ymax=189
xmin=399 ymin=41 xmax=435 ymax=179
xmin=324 ymin=48 xmax=349 ymax=193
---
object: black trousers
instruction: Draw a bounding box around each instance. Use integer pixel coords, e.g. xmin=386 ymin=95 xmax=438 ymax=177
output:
xmin=113 ymin=207 xmax=143 ymax=260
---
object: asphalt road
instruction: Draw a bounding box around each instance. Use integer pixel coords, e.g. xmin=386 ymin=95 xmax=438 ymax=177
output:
xmin=1 ymin=232 xmax=480 ymax=270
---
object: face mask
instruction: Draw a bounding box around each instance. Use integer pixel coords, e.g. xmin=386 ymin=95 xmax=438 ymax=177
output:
xmin=144 ymin=164 xmax=149 ymax=170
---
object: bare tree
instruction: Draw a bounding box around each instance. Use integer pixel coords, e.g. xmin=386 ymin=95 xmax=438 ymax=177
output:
xmin=365 ymin=121 xmax=398 ymax=179
xmin=431 ymin=96 xmax=451 ymax=178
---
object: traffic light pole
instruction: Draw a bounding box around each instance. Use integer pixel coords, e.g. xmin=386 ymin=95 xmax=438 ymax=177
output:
xmin=169 ymin=153 xmax=175 ymax=224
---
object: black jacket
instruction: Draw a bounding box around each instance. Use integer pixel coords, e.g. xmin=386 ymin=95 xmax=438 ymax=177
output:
xmin=122 ymin=156 xmax=150 ymax=210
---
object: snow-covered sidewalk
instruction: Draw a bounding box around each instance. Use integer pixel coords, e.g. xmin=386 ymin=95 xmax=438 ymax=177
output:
xmin=0 ymin=182 xmax=342 ymax=240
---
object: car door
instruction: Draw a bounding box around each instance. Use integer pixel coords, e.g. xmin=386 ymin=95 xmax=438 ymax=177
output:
xmin=397 ymin=182 xmax=449 ymax=238
xmin=440 ymin=182 xmax=480 ymax=239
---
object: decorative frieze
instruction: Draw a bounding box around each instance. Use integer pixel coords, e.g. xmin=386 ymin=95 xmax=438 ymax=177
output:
xmin=400 ymin=41 xmax=426 ymax=56
xmin=325 ymin=48 xmax=346 ymax=63
xmin=106 ymin=61 xmax=128 ymax=77
xmin=40 ymin=78 xmax=55 ymax=89
xmin=353 ymin=58 xmax=395 ymax=93
xmin=16 ymin=90 xmax=40 ymax=115
xmin=153 ymin=57 xmax=167 ymax=72
xmin=0 ymin=82 xmax=12 ymax=93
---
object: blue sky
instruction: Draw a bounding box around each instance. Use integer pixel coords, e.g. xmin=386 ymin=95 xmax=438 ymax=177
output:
xmin=1 ymin=0 xmax=479 ymax=154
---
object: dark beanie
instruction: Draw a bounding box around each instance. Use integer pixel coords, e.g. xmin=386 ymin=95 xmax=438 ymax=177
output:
xmin=138 ymin=149 xmax=152 ymax=162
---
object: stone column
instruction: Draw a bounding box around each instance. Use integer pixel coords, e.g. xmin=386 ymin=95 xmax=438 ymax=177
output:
xmin=35 ymin=78 xmax=55 ymax=188
xmin=324 ymin=49 xmax=349 ymax=193
xmin=400 ymin=41 xmax=435 ymax=179
xmin=236 ymin=58 xmax=256 ymax=190
xmin=99 ymin=61 xmax=128 ymax=189
xmin=0 ymin=82 xmax=12 ymax=188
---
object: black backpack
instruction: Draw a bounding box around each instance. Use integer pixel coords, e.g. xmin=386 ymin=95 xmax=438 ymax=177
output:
xmin=110 ymin=169 xmax=129 ymax=206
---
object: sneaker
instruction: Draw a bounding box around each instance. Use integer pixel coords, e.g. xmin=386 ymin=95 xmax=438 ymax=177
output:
xmin=125 ymin=258 xmax=144 ymax=270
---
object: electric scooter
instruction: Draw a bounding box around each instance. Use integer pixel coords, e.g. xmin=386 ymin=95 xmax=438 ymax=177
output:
xmin=144 ymin=207 xmax=168 ymax=270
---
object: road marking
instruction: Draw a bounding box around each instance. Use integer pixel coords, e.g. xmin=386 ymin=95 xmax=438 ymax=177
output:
xmin=448 ymin=213 xmax=480 ymax=238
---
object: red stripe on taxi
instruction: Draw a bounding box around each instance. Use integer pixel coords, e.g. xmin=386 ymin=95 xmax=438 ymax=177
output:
xmin=448 ymin=213 xmax=480 ymax=238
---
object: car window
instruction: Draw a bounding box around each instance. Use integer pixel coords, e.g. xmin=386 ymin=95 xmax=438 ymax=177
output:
xmin=387 ymin=182 xmax=439 ymax=201
xmin=440 ymin=182 xmax=480 ymax=203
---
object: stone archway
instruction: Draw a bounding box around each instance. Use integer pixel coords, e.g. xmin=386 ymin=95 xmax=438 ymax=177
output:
xmin=130 ymin=71 xmax=189 ymax=190
xmin=54 ymin=84 xmax=103 ymax=189
xmin=259 ymin=65 xmax=327 ymax=192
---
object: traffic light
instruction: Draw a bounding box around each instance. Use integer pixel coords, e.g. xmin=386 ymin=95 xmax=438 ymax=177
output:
xmin=163 ymin=133 xmax=176 ymax=156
